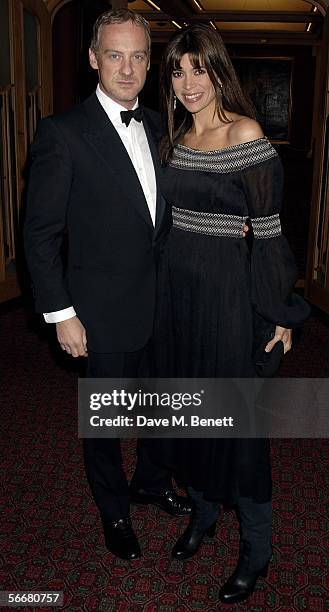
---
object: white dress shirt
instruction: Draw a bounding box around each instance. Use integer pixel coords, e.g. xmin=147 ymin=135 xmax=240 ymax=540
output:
xmin=44 ymin=85 xmax=157 ymax=323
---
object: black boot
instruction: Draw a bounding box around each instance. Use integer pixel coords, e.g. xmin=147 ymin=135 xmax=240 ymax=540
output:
xmin=171 ymin=515 xmax=216 ymax=559
xmin=218 ymin=542 xmax=270 ymax=604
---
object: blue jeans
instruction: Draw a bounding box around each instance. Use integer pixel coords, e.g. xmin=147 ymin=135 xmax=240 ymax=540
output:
xmin=188 ymin=486 xmax=272 ymax=570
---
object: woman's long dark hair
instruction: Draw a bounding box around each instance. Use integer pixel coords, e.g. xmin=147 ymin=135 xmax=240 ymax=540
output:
xmin=160 ymin=24 xmax=256 ymax=163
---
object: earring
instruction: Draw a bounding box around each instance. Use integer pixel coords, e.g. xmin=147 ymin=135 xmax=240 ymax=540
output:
xmin=173 ymin=95 xmax=177 ymax=111
xmin=218 ymin=81 xmax=223 ymax=92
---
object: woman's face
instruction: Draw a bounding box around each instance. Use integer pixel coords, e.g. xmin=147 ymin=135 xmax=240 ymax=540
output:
xmin=171 ymin=53 xmax=216 ymax=115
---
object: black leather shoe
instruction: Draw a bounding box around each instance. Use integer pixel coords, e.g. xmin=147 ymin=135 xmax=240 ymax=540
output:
xmin=171 ymin=516 xmax=217 ymax=559
xmin=218 ymin=551 xmax=270 ymax=604
xmin=103 ymin=517 xmax=141 ymax=560
xmin=130 ymin=488 xmax=192 ymax=517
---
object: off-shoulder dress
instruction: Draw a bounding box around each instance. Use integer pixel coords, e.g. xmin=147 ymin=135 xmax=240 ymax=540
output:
xmin=153 ymin=137 xmax=310 ymax=503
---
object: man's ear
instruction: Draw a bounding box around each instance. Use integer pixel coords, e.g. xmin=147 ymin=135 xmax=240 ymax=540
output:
xmin=89 ymin=48 xmax=99 ymax=70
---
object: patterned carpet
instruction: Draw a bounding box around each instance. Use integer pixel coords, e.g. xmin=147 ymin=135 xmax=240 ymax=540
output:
xmin=0 ymin=302 xmax=328 ymax=611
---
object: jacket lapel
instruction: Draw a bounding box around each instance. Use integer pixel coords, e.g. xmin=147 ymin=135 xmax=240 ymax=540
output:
xmin=142 ymin=108 xmax=167 ymax=236
xmin=82 ymin=94 xmax=153 ymax=229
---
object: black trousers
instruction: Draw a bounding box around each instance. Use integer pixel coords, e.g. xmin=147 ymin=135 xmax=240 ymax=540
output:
xmin=83 ymin=346 xmax=172 ymax=521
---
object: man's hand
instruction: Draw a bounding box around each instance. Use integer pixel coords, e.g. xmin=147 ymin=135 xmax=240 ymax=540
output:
xmin=56 ymin=316 xmax=88 ymax=357
xmin=265 ymin=325 xmax=292 ymax=355
xmin=242 ymin=223 xmax=249 ymax=237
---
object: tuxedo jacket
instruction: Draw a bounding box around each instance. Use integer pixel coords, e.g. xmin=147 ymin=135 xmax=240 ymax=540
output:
xmin=24 ymin=93 xmax=170 ymax=352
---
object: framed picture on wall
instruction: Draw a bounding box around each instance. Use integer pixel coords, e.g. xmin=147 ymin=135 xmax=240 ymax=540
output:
xmin=232 ymin=57 xmax=293 ymax=143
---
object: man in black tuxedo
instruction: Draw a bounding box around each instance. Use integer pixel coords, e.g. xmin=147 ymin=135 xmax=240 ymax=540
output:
xmin=24 ymin=9 xmax=190 ymax=561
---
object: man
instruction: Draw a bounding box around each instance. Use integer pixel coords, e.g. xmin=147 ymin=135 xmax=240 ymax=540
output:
xmin=24 ymin=9 xmax=191 ymax=562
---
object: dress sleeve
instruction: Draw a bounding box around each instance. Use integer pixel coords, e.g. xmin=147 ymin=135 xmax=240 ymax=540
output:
xmin=241 ymin=154 xmax=310 ymax=328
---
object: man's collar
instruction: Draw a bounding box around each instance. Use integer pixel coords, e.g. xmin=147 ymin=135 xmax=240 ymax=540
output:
xmin=96 ymin=84 xmax=138 ymax=123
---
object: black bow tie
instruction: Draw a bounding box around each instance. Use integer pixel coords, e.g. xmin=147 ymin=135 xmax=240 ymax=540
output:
xmin=120 ymin=107 xmax=143 ymax=127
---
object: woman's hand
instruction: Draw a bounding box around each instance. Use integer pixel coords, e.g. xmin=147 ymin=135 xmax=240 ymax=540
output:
xmin=265 ymin=325 xmax=292 ymax=355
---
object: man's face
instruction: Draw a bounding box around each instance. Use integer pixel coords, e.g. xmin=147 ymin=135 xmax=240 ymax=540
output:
xmin=89 ymin=21 xmax=150 ymax=109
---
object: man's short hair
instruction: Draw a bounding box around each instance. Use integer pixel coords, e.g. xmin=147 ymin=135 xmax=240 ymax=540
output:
xmin=90 ymin=9 xmax=151 ymax=56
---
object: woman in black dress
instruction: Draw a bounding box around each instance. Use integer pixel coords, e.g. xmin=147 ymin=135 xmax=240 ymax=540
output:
xmin=154 ymin=24 xmax=310 ymax=604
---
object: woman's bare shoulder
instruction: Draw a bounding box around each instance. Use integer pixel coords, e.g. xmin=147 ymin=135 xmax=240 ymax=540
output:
xmin=226 ymin=116 xmax=264 ymax=146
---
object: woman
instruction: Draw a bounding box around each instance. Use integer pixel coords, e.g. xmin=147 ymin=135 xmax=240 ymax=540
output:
xmin=154 ymin=24 xmax=310 ymax=604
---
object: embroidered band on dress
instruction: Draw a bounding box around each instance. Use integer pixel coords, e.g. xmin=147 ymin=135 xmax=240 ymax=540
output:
xmin=170 ymin=136 xmax=278 ymax=174
xmin=172 ymin=206 xmax=245 ymax=237
xmin=250 ymin=213 xmax=281 ymax=238
xmin=172 ymin=208 xmax=282 ymax=239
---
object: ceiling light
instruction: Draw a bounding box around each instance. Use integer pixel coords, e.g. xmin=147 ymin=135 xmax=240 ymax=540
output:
xmin=172 ymin=20 xmax=182 ymax=29
xmin=306 ymin=22 xmax=312 ymax=32
xmin=209 ymin=21 xmax=217 ymax=30
xmin=312 ymin=6 xmax=318 ymax=12
xmin=145 ymin=0 xmax=161 ymax=11
xmin=192 ymin=0 xmax=203 ymax=11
